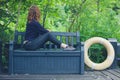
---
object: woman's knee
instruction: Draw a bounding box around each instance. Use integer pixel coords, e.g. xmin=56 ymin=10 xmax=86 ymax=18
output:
xmin=45 ymin=32 xmax=52 ymax=37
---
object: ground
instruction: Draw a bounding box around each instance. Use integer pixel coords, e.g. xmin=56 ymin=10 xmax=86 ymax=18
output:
xmin=0 ymin=69 xmax=120 ymax=80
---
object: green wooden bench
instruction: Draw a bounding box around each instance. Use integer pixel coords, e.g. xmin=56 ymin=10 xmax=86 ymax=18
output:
xmin=9 ymin=30 xmax=84 ymax=74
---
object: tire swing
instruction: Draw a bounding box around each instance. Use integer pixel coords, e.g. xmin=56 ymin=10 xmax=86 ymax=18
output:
xmin=84 ymin=37 xmax=115 ymax=70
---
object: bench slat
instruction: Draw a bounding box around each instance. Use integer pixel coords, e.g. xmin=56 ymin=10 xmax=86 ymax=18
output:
xmin=51 ymin=32 xmax=77 ymax=36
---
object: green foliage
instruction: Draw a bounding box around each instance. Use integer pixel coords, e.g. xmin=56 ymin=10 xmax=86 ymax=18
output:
xmin=1 ymin=0 xmax=120 ymax=42
xmin=0 ymin=0 xmax=20 ymax=43
xmin=1 ymin=0 xmax=120 ymax=65
xmin=88 ymin=44 xmax=107 ymax=63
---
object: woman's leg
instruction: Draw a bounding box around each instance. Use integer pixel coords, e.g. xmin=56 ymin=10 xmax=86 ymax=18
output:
xmin=24 ymin=32 xmax=63 ymax=50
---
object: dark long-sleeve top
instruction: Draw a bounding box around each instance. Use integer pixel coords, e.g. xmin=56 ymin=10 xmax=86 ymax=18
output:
xmin=25 ymin=20 xmax=49 ymax=41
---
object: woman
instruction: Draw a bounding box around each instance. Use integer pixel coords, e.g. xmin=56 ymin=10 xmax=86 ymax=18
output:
xmin=23 ymin=5 xmax=75 ymax=50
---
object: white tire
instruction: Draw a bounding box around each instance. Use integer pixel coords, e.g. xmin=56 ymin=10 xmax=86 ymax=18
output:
xmin=84 ymin=37 xmax=115 ymax=70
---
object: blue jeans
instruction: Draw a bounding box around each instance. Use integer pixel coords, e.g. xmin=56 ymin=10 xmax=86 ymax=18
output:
xmin=23 ymin=32 xmax=61 ymax=50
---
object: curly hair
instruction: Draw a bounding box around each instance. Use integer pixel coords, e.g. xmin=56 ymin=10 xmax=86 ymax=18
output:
xmin=27 ymin=5 xmax=40 ymax=22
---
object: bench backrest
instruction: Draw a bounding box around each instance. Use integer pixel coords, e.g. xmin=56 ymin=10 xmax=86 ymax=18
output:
xmin=14 ymin=30 xmax=80 ymax=49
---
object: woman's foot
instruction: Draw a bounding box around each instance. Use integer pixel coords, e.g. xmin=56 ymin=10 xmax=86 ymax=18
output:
xmin=63 ymin=46 xmax=76 ymax=51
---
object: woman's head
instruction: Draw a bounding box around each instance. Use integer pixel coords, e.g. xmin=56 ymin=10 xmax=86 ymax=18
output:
xmin=27 ymin=5 xmax=40 ymax=22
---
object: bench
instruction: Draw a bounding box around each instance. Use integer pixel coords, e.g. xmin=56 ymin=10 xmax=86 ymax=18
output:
xmin=108 ymin=38 xmax=119 ymax=68
xmin=9 ymin=30 xmax=84 ymax=74
xmin=0 ymin=39 xmax=2 ymax=73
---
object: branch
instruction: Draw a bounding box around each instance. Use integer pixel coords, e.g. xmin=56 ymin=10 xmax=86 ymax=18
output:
xmin=68 ymin=0 xmax=86 ymax=32
xmin=14 ymin=0 xmax=21 ymax=31
xmin=43 ymin=0 xmax=50 ymax=27
xmin=97 ymin=0 xmax=100 ymax=12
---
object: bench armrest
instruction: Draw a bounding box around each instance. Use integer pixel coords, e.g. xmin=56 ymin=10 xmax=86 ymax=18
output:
xmin=9 ymin=41 xmax=14 ymax=74
xmin=75 ymin=42 xmax=84 ymax=74
xmin=9 ymin=41 xmax=14 ymax=51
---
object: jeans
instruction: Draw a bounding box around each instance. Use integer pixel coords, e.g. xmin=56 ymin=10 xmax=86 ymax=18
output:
xmin=23 ymin=32 xmax=61 ymax=50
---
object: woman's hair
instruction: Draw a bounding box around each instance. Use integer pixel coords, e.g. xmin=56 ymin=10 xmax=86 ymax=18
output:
xmin=27 ymin=5 xmax=40 ymax=22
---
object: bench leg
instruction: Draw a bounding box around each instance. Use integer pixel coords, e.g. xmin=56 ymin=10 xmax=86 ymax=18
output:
xmin=80 ymin=46 xmax=84 ymax=74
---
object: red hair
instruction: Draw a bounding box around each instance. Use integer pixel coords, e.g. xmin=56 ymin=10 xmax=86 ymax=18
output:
xmin=27 ymin=5 xmax=40 ymax=22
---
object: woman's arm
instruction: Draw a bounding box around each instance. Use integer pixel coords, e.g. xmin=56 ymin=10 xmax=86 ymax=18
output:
xmin=33 ymin=20 xmax=49 ymax=34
